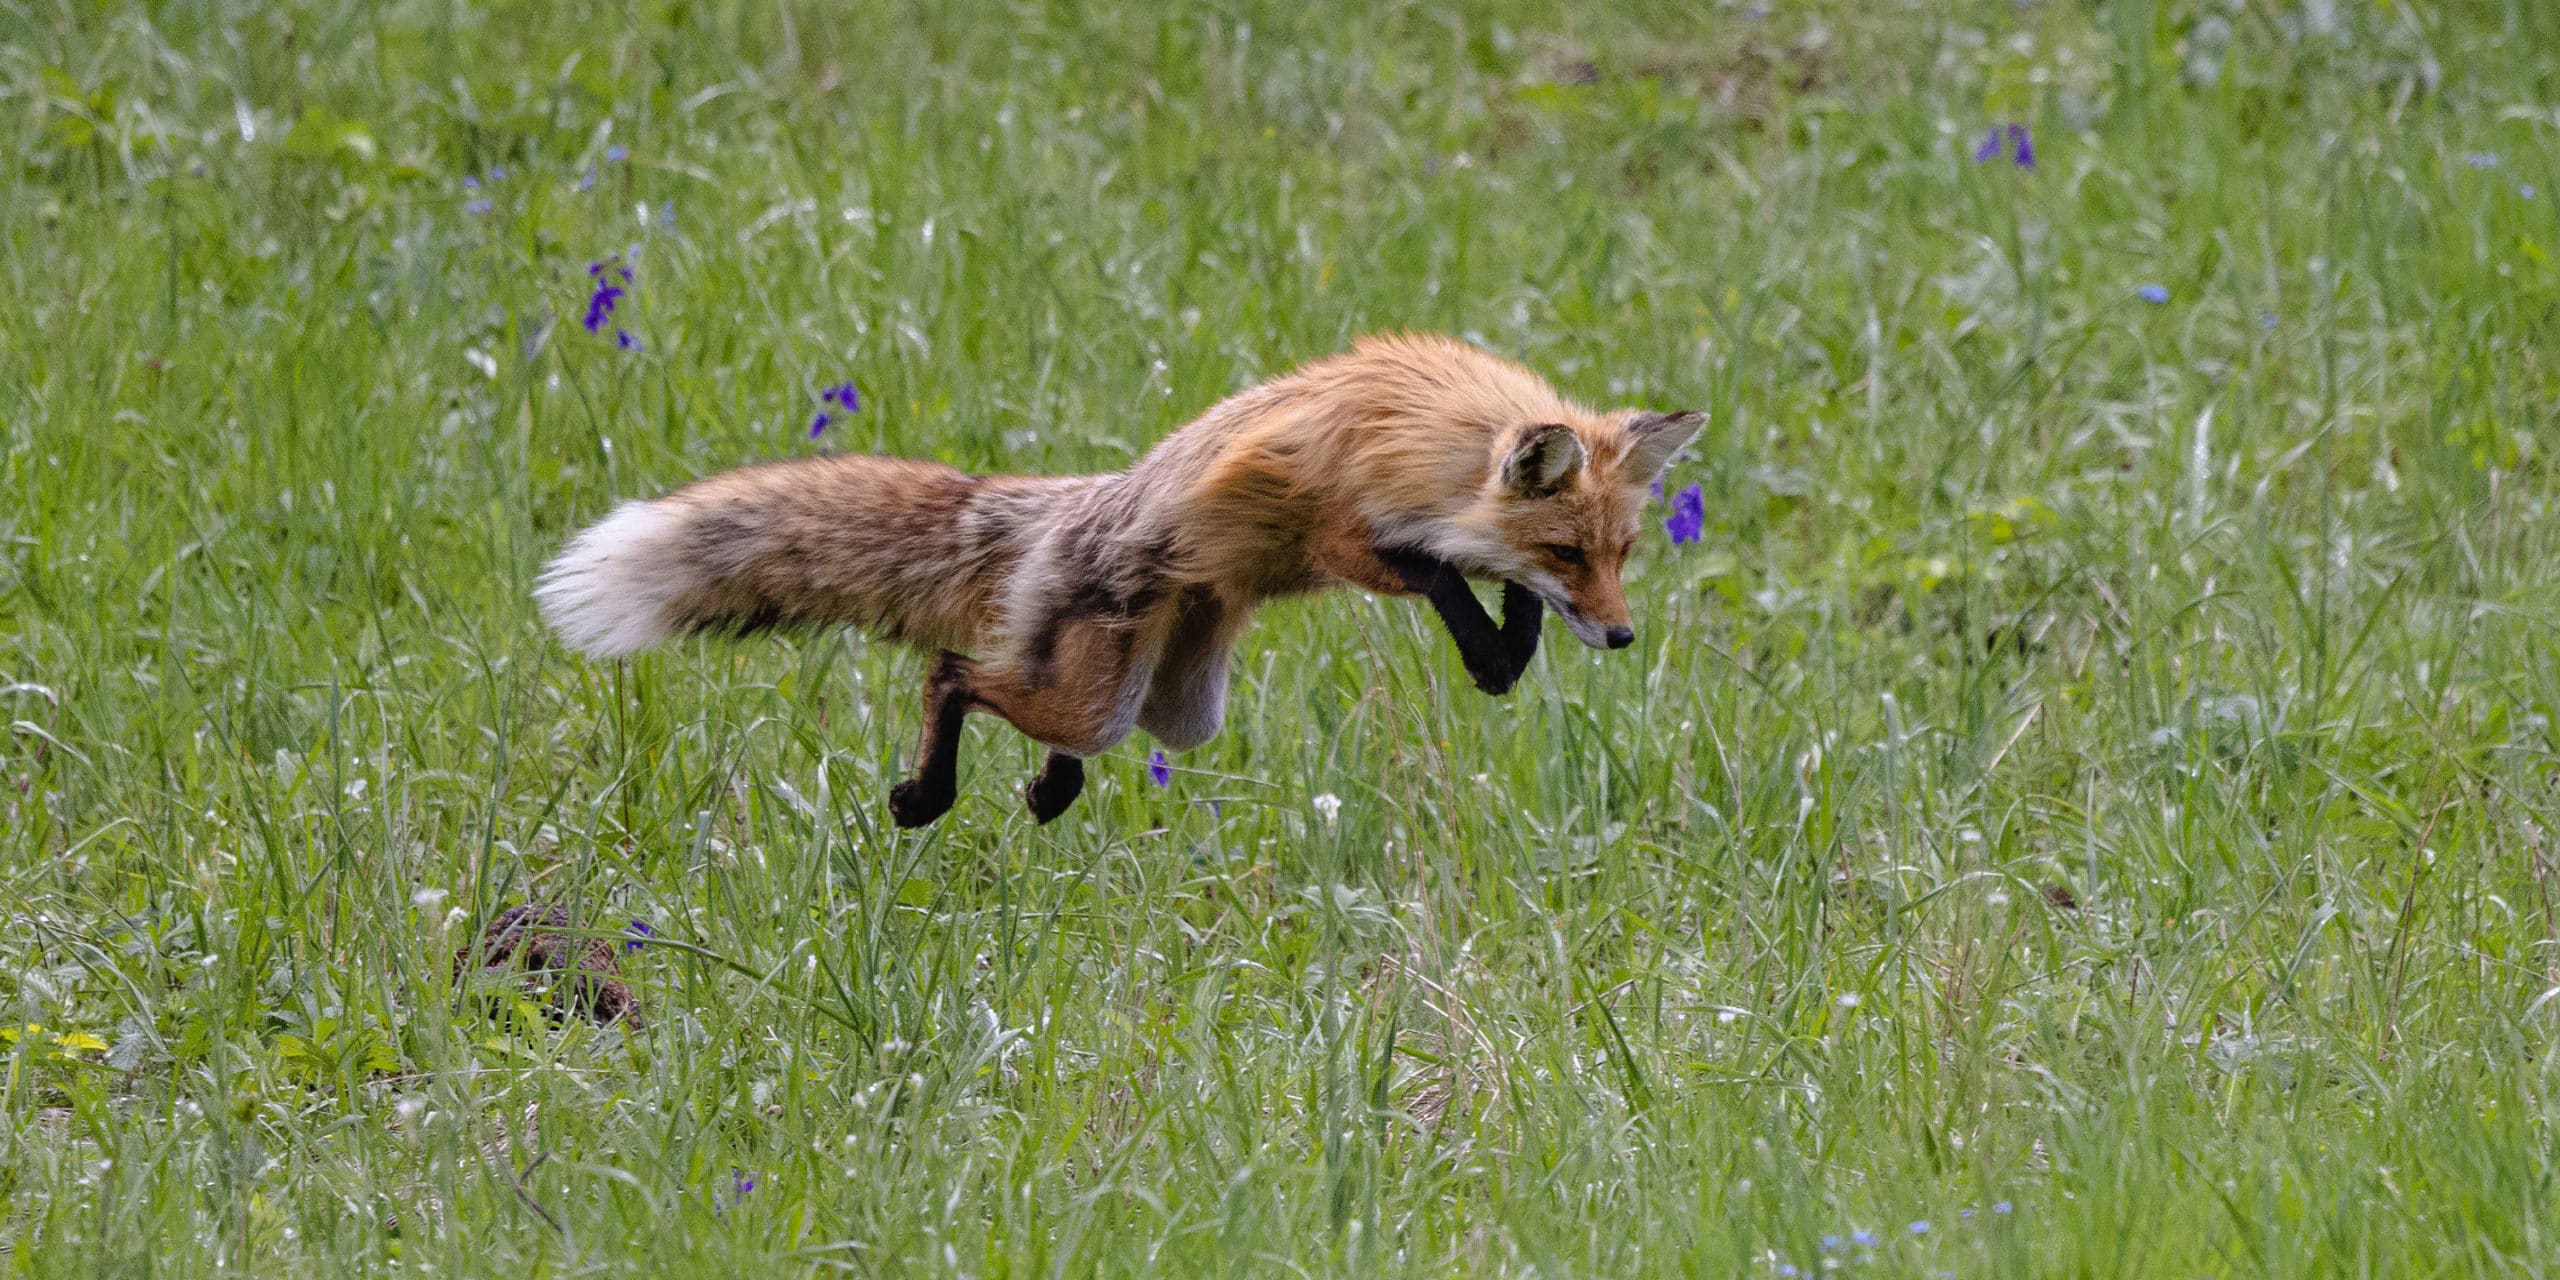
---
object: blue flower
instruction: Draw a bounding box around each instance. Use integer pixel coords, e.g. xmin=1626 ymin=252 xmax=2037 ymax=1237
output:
xmin=2136 ymin=283 xmax=2170 ymax=305
xmin=1959 ymin=1208 xmax=1975 ymax=1220
xmin=712 ymin=1167 xmax=760 ymax=1218
xmin=605 ymin=144 xmax=629 ymax=163
xmin=583 ymin=259 xmax=631 ymax=334
xmin=1148 ymin=749 xmax=1171 ymax=787
xmin=1991 ymin=1201 xmax=2012 ymax=1215
xmin=1821 ymin=1235 xmax=1843 ymax=1251
xmin=490 ymin=166 xmax=509 ymax=181
xmin=1663 ymin=482 xmax=1705 ymax=545
xmin=2463 ymin=151 xmax=2502 ymax=169
xmin=615 ymin=328 xmax=642 ymax=352
xmin=461 ymin=174 xmax=480 ymax=191
xmin=1909 ymin=1220 xmax=1932 ymax=1235
xmin=624 ymin=919 xmax=655 ymax=952
xmin=2524 ymin=184 xmax=2539 ymax=200
xmin=2259 ymin=312 xmax=2278 ymax=330
xmin=810 ymin=382 xmax=861 ymax=437
xmin=1851 ymin=1230 xmax=1879 ymax=1248
xmin=1778 ymin=1267 xmax=1799 ymax=1278
xmin=465 ymin=198 xmax=493 ymax=215
xmin=1975 ymin=122 xmax=2033 ymax=169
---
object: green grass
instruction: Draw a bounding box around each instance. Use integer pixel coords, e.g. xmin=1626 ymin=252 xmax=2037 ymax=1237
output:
xmin=8 ymin=0 xmax=2560 ymax=1272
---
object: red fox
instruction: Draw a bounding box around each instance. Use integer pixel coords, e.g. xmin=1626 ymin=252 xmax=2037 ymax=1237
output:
xmin=537 ymin=333 xmax=1702 ymax=827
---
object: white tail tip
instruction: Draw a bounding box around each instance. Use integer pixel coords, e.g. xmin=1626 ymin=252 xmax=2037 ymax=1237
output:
xmin=535 ymin=500 xmax=688 ymax=657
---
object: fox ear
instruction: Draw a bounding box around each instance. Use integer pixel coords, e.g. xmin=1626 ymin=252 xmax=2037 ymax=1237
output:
xmin=1623 ymin=410 xmax=1706 ymax=484
xmin=1500 ymin=424 xmax=1586 ymax=497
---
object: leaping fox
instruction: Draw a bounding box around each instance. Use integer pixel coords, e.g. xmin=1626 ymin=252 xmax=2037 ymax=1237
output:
xmin=536 ymin=333 xmax=1702 ymax=827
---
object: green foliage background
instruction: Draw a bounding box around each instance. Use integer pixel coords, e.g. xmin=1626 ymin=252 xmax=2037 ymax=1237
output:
xmin=7 ymin=0 xmax=2560 ymax=1273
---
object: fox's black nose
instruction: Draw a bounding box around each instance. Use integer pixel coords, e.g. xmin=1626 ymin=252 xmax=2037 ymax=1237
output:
xmin=1603 ymin=625 xmax=1635 ymax=650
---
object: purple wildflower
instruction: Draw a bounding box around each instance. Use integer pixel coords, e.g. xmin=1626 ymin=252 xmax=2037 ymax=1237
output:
xmin=1992 ymin=1201 xmax=2012 ymax=1215
xmin=809 ymin=382 xmax=861 ymax=437
xmin=1821 ymin=1236 xmax=1843 ymax=1251
xmin=490 ymin=166 xmax=508 ymax=181
xmin=1959 ymin=1208 xmax=1975 ymax=1220
xmin=1975 ymin=122 xmax=2033 ymax=169
xmin=2463 ymin=151 xmax=2502 ymax=169
xmin=624 ymin=919 xmax=656 ymax=952
xmin=461 ymin=174 xmax=480 ymax=191
xmin=1909 ymin=1220 xmax=1932 ymax=1235
xmin=465 ymin=198 xmax=493 ymax=215
xmin=2524 ymin=183 xmax=2539 ymax=200
xmin=1663 ymin=481 xmax=1705 ymax=545
xmin=1649 ymin=475 xmax=1664 ymax=501
xmin=1851 ymin=1230 xmax=1879 ymax=1248
xmin=2136 ymin=283 xmax=2170 ymax=305
xmin=711 ymin=1167 xmax=761 ymax=1219
xmin=581 ymin=146 xmax=630 ymax=193
xmin=583 ymin=259 xmax=630 ymax=334
xmin=1148 ymin=749 xmax=1171 ymax=787
xmin=615 ymin=328 xmax=641 ymax=352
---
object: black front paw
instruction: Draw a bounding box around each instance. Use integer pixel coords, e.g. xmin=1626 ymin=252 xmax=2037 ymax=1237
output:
xmin=888 ymin=776 xmax=955 ymax=829
xmin=1464 ymin=582 xmax=1543 ymax=695
xmin=1497 ymin=580 xmax=1543 ymax=645
xmin=1461 ymin=641 xmax=1526 ymax=695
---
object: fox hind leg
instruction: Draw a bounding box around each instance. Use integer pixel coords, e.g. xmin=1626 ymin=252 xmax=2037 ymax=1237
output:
xmin=886 ymin=579 xmax=1191 ymax=827
xmin=889 ymin=652 xmax=975 ymax=829
xmin=886 ymin=628 xmax=1151 ymax=829
xmin=1025 ymin=753 xmax=1084 ymax=824
xmin=968 ymin=612 xmax=1165 ymax=824
xmin=1137 ymin=592 xmax=1241 ymax=752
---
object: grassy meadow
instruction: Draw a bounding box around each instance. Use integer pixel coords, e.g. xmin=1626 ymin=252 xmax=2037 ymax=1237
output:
xmin=10 ymin=0 xmax=2560 ymax=1272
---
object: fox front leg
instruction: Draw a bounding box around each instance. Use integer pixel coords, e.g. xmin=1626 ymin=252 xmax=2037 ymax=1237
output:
xmin=1375 ymin=547 xmax=1543 ymax=695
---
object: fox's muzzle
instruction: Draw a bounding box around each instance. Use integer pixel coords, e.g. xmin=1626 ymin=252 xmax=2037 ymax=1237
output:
xmin=1543 ymin=597 xmax=1630 ymax=650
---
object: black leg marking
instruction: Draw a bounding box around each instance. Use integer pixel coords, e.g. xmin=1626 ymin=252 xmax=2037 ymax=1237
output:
xmin=1490 ymin=579 xmax=1542 ymax=675
xmin=1376 ymin=547 xmax=1544 ymax=695
xmin=888 ymin=654 xmax=971 ymax=829
xmin=1024 ymin=752 xmax=1086 ymax=824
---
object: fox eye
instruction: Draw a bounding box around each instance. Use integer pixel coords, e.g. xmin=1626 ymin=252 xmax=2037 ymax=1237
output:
xmin=1542 ymin=543 xmax=1587 ymax=567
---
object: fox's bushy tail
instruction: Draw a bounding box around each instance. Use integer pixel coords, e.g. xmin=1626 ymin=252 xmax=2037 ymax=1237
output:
xmin=536 ymin=455 xmax=1058 ymax=658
